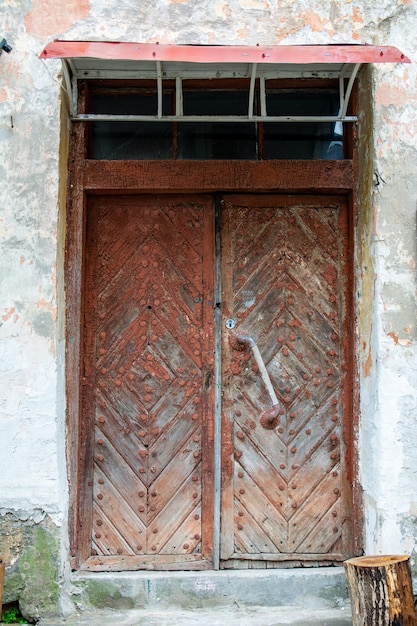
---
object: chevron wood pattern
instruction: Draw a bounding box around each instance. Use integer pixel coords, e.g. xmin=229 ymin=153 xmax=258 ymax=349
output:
xmin=220 ymin=194 xmax=351 ymax=565
xmin=83 ymin=195 xmax=215 ymax=570
xmin=82 ymin=192 xmax=352 ymax=572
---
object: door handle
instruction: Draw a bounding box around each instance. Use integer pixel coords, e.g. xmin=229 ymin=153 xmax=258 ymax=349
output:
xmin=231 ymin=333 xmax=281 ymax=430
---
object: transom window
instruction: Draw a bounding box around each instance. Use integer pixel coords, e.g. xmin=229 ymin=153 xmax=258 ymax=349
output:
xmin=86 ymin=80 xmax=347 ymax=161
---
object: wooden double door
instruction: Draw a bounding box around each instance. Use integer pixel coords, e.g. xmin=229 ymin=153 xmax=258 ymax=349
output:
xmin=81 ymin=192 xmax=353 ymax=571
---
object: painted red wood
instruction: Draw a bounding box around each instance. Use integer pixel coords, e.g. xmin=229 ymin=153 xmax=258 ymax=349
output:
xmin=220 ymin=194 xmax=352 ymax=564
xmin=83 ymin=195 xmax=215 ymax=570
xmin=81 ymin=192 xmax=353 ymax=571
xmin=83 ymin=160 xmax=355 ymax=194
xmin=40 ymin=41 xmax=410 ymax=64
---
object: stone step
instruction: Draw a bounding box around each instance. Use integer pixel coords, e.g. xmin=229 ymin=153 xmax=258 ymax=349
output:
xmin=70 ymin=568 xmax=349 ymax=612
xmin=37 ymin=605 xmax=352 ymax=625
xmin=36 ymin=568 xmax=352 ymax=624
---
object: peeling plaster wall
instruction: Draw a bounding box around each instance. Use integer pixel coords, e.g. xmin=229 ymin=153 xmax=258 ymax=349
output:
xmin=362 ymin=33 xmax=417 ymax=559
xmin=0 ymin=3 xmax=64 ymax=514
xmin=351 ymin=8 xmax=417 ymax=563
xmin=0 ymin=0 xmax=416 ymax=616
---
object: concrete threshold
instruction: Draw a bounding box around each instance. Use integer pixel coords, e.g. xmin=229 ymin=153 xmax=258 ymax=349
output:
xmin=69 ymin=567 xmax=350 ymax=610
xmin=37 ymin=568 xmax=352 ymax=624
xmin=37 ymin=605 xmax=352 ymax=625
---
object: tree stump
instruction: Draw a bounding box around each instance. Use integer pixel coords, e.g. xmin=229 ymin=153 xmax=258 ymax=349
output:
xmin=344 ymin=555 xmax=416 ymax=625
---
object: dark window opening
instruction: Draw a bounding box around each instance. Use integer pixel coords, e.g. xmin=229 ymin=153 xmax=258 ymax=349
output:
xmin=178 ymin=90 xmax=258 ymax=160
xmin=86 ymin=81 xmax=349 ymax=161
xmin=264 ymin=90 xmax=342 ymax=160
xmin=89 ymin=88 xmax=174 ymax=159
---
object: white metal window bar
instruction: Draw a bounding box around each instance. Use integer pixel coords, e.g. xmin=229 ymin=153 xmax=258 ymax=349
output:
xmin=64 ymin=59 xmax=360 ymax=124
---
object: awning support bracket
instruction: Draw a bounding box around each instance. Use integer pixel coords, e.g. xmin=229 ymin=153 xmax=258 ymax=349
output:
xmin=340 ymin=62 xmax=361 ymax=119
xmin=61 ymin=59 xmax=75 ymax=117
xmin=61 ymin=58 xmax=362 ymax=124
xmin=56 ymin=54 xmax=363 ymax=124
xmin=65 ymin=55 xmax=362 ymax=123
xmin=248 ymin=63 xmax=257 ymax=119
xmin=156 ymin=60 xmax=163 ymax=119
xmin=49 ymin=42 xmax=402 ymax=125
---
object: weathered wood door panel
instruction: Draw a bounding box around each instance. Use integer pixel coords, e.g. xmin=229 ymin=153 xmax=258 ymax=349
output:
xmin=81 ymin=192 xmax=352 ymax=571
xmin=83 ymin=195 xmax=215 ymax=571
xmin=220 ymin=194 xmax=352 ymax=567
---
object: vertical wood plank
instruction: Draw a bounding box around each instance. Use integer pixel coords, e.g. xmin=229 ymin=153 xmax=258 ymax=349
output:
xmin=66 ymin=82 xmax=91 ymax=568
xmin=219 ymin=200 xmax=236 ymax=560
xmin=200 ymin=200 xmax=215 ymax=560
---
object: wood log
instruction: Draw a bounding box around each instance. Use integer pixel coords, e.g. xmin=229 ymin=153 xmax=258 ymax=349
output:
xmin=344 ymin=555 xmax=416 ymax=625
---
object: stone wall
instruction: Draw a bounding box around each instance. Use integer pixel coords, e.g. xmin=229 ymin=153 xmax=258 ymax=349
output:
xmin=0 ymin=0 xmax=416 ymax=619
xmin=0 ymin=512 xmax=59 ymax=619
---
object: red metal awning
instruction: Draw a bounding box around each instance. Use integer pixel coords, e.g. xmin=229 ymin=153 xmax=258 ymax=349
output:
xmin=40 ymin=41 xmax=409 ymax=65
xmin=40 ymin=41 xmax=410 ymax=120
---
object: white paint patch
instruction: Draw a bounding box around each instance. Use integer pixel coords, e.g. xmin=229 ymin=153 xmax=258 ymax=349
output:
xmin=241 ymin=290 xmax=256 ymax=308
xmin=194 ymin=579 xmax=217 ymax=592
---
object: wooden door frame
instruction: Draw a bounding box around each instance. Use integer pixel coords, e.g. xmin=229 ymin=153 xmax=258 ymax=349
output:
xmin=65 ymin=84 xmax=361 ymax=570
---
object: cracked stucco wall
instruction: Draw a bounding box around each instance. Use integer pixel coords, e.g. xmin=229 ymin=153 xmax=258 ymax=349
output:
xmin=0 ymin=0 xmax=416 ymax=617
xmin=351 ymin=7 xmax=417 ymax=565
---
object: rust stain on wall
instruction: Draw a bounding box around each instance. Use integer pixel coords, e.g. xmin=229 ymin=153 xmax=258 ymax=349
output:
xmin=363 ymin=342 xmax=372 ymax=378
xmin=376 ymin=72 xmax=412 ymax=109
xmin=352 ymin=7 xmax=363 ymax=25
xmin=2 ymin=307 xmax=17 ymax=323
xmin=25 ymin=0 xmax=90 ymax=39
xmin=351 ymin=6 xmax=364 ymax=39
xmin=36 ymin=298 xmax=57 ymax=321
xmin=237 ymin=25 xmax=249 ymax=38
xmin=35 ymin=263 xmax=57 ymax=321
xmin=387 ymin=330 xmax=412 ymax=347
xmin=216 ymin=2 xmax=232 ymax=18
xmin=274 ymin=17 xmax=304 ymax=42
xmin=303 ymin=9 xmax=335 ymax=34
xmin=388 ymin=331 xmax=399 ymax=345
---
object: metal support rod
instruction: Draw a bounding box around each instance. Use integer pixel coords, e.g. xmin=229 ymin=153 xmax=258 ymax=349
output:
xmin=176 ymin=76 xmax=183 ymax=116
xmin=67 ymin=59 xmax=78 ymax=116
xmin=260 ymin=76 xmax=267 ymax=117
xmin=338 ymin=64 xmax=349 ymax=117
xmin=58 ymin=53 xmax=366 ymax=125
xmin=72 ymin=113 xmax=358 ymax=123
xmin=156 ymin=60 xmax=163 ymax=118
xmin=61 ymin=59 xmax=75 ymax=116
xmin=248 ymin=63 xmax=257 ymax=119
xmin=341 ymin=63 xmax=361 ymax=119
